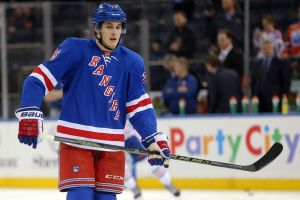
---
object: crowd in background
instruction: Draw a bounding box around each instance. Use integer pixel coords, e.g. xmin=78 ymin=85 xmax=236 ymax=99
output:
xmin=4 ymin=0 xmax=300 ymax=117
xmin=148 ymin=0 xmax=294 ymax=115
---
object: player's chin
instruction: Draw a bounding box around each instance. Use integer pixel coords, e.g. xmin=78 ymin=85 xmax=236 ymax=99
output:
xmin=106 ymin=43 xmax=117 ymax=50
xmin=109 ymin=40 xmax=118 ymax=47
xmin=111 ymin=44 xmax=118 ymax=49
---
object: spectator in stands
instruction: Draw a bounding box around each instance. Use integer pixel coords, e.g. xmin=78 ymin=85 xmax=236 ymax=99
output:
xmin=201 ymin=0 xmax=217 ymax=40
xmin=149 ymin=39 xmax=169 ymax=91
xmin=162 ymin=53 xmax=178 ymax=78
xmin=281 ymin=5 xmax=300 ymax=59
xmin=204 ymin=55 xmax=242 ymax=113
xmin=217 ymin=29 xmax=243 ymax=79
xmin=150 ymin=39 xmax=165 ymax=60
xmin=165 ymin=10 xmax=196 ymax=58
xmin=281 ymin=5 xmax=300 ymax=78
xmin=7 ymin=6 xmax=37 ymax=43
xmin=253 ymin=15 xmax=284 ymax=59
xmin=209 ymin=0 xmax=243 ymax=48
xmin=171 ymin=0 xmax=195 ymax=20
xmin=163 ymin=57 xmax=198 ymax=114
xmin=251 ymin=40 xmax=291 ymax=113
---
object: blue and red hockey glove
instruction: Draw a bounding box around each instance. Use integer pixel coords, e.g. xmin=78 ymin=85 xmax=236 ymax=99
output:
xmin=142 ymin=132 xmax=170 ymax=168
xmin=15 ymin=106 xmax=43 ymax=149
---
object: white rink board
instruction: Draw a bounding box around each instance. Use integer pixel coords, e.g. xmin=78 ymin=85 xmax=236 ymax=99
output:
xmin=0 ymin=115 xmax=299 ymax=179
xmin=0 ymin=121 xmax=58 ymax=178
xmin=150 ymin=115 xmax=300 ymax=179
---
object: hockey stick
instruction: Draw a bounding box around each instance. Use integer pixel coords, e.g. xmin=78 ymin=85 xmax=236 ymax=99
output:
xmin=53 ymin=135 xmax=283 ymax=172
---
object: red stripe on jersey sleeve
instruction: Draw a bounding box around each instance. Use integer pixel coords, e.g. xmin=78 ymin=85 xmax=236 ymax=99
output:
xmin=33 ymin=67 xmax=55 ymax=91
xmin=57 ymin=125 xmax=124 ymax=141
xmin=126 ymin=98 xmax=151 ymax=113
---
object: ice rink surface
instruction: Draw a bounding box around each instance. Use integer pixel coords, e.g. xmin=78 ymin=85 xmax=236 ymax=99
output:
xmin=0 ymin=189 xmax=299 ymax=200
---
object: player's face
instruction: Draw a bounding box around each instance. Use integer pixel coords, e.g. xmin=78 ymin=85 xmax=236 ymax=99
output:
xmin=99 ymin=21 xmax=122 ymax=49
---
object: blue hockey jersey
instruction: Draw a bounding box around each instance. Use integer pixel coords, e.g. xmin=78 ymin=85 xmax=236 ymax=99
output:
xmin=20 ymin=37 xmax=157 ymax=150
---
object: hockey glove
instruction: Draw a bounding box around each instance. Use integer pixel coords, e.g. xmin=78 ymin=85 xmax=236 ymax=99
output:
xmin=15 ymin=106 xmax=43 ymax=149
xmin=141 ymin=132 xmax=170 ymax=168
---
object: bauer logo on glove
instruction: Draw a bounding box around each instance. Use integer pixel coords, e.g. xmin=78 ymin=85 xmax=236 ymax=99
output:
xmin=15 ymin=106 xmax=44 ymax=149
xmin=20 ymin=111 xmax=43 ymax=118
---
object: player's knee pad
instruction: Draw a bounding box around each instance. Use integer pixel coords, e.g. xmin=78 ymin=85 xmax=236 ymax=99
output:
xmin=66 ymin=187 xmax=94 ymax=200
xmin=94 ymin=191 xmax=116 ymax=200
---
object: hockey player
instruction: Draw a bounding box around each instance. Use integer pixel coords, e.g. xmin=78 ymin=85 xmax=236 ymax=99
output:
xmin=15 ymin=3 xmax=170 ymax=200
xmin=124 ymin=121 xmax=180 ymax=200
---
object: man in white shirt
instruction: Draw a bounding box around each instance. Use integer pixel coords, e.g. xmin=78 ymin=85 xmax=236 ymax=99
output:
xmin=217 ymin=29 xmax=243 ymax=79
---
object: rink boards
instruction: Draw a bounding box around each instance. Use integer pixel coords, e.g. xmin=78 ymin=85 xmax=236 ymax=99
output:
xmin=0 ymin=114 xmax=299 ymax=190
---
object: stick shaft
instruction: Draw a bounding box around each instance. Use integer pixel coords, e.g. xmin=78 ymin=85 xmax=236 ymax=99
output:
xmin=53 ymin=136 xmax=282 ymax=172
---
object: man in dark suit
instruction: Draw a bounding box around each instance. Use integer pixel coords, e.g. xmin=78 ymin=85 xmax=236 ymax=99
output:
xmin=209 ymin=0 xmax=243 ymax=47
xmin=204 ymin=55 xmax=243 ymax=113
xmin=251 ymin=40 xmax=291 ymax=113
xmin=165 ymin=10 xmax=196 ymax=58
xmin=217 ymin=29 xmax=243 ymax=79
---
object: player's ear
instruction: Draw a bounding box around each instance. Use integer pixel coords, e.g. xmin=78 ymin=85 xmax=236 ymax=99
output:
xmin=94 ymin=27 xmax=101 ymax=37
xmin=94 ymin=26 xmax=99 ymax=32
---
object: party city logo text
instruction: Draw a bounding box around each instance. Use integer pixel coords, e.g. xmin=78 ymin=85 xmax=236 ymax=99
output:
xmin=169 ymin=124 xmax=299 ymax=163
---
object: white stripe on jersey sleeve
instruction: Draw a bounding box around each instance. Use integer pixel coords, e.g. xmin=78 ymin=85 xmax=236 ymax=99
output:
xmin=39 ymin=64 xmax=58 ymax=87
xmin=126 ymin=93 xmax=149 ymax=106
xmin=126 ymin=104 xmax=153 ymax=119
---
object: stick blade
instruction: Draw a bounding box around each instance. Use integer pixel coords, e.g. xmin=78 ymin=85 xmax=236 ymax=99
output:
xmin=246 ymin=142 xmax=283 ymax=172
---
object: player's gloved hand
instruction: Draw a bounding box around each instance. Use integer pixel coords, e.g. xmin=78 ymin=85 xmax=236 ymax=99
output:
xmin=142 ymin=132 xmax=170 ymax=168
xmin=15 ymin=106 xmax=43 ymax=149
